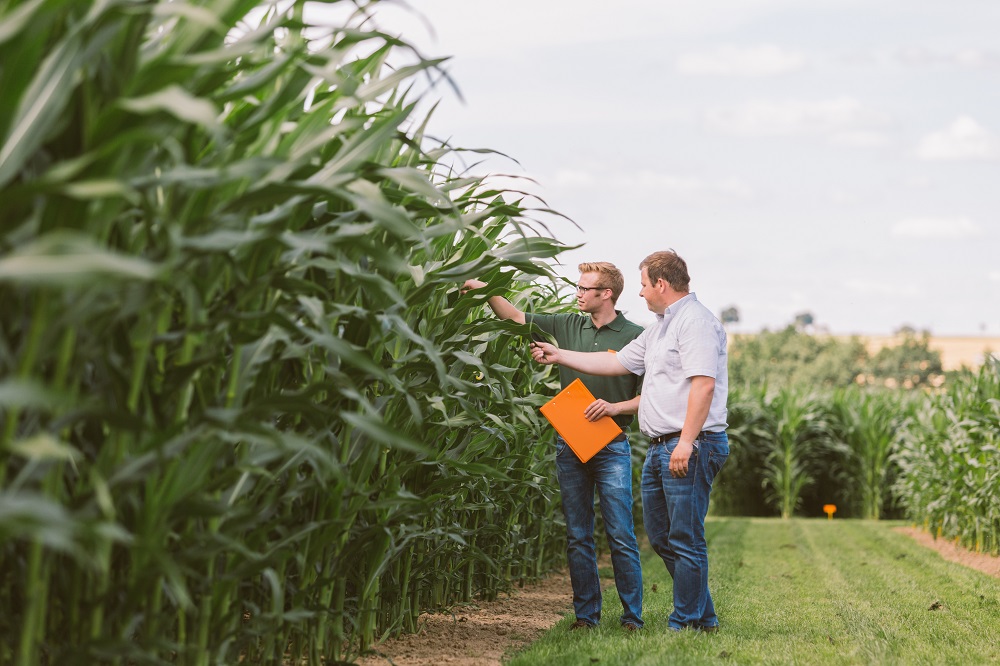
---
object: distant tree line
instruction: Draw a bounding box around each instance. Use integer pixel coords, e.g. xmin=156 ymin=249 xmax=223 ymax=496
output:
xmin=728 ymin=325 xmax=945 ymax=390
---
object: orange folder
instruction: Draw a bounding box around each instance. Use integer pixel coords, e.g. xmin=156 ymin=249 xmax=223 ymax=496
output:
xmin=539 ymin=378 xmax=623 ymax=463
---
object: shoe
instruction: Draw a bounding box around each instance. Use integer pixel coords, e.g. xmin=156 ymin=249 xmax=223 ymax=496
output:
xmin=699 ymin=625 xmax=719 ymax=633
xmin=622 ymin=623 xmax=641 ymax=633
xmin=570 ymin=619 xmax=596 ymax=630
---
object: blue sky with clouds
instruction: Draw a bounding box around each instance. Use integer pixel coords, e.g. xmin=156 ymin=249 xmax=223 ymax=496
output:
xmin=361 ymin=1 xmax=999 ymax=335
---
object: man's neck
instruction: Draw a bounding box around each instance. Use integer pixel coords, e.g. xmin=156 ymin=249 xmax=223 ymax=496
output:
xmin=664 ymin=290 xmax=690 ymax=310
xmin=589 ymin=306 xmax=619 ymax=329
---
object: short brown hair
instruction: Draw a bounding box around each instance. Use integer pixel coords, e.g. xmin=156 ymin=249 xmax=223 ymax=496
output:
xmin=639 ymin=250 xmax=690 ymax=292
xmin=578 ymin=261 xmax=625 ymax=304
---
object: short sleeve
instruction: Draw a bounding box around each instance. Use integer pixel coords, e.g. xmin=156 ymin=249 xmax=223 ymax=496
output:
xmin=615 ymin=328 xmax=649 ymax=376
xmin=678 ymin=317 xmax=722 ymax=379
xmin=525 ymin=313 xmax=557 ymax=336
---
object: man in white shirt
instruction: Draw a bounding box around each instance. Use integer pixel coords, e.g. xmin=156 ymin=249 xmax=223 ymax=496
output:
xmin=531 ymin=250 xmax=729 ymax=633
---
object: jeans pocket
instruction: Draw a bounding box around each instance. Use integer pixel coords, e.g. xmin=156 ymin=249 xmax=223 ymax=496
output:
xmin=708 ymin=450 xmax=728 ymax=477
xmin=605 ymin=439 xmax=630 ymax=456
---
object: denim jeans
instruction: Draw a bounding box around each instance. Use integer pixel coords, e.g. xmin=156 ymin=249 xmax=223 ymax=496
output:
xmin=641 ymin=431 xmax=729 ymax=629
xmin=555 ymin=436 xmax=643 ymax=628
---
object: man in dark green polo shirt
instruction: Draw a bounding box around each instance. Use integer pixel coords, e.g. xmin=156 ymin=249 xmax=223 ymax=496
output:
xmin=462 ymin=262 xmax=644 ymax=632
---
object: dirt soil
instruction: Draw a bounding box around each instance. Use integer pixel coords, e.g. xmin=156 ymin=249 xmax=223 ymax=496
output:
xmin=355 ymin=571 xmax=574 ymax=666
xmin=895 ymin=526 xmax=1000 ymax=578
xmin=355 ymin=529 xmax=999 ymax=666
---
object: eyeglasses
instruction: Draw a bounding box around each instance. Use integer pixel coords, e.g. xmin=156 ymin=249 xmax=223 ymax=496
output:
xmin=575 ymin=285 xmax=610 ymax=294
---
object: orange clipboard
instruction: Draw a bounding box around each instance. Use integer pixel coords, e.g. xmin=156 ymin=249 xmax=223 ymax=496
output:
xmin=539 ymin=378 xmax=623 ymax=463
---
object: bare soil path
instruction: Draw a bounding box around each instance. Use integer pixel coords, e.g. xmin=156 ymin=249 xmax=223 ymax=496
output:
xmin=355 ymin=571 xmax=574 ymax=666
xmin=895 ymin=526 xmax=1000 ymax=578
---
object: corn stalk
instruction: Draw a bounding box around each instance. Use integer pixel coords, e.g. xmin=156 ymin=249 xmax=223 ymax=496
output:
xmin=0 ymin=1 xmax=572 ymax=663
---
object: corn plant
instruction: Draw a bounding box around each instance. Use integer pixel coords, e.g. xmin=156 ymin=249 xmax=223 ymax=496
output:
xmin=759 ymin=388 xmax=832 ymax=519
xmin=827 ymin=388 xmax=911 ymax=520
xmin=893 ymin=359 xmax=1000 ymax=554
xmin=0 ymin=1 xmax=574 ymax=663
xmin=711 ymin=383 xmax=773 ymax=516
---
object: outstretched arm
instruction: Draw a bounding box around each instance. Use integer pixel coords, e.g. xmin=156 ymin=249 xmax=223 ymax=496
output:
xmin=531 ymin=341 xmax=630 ymax=376
xmin=461 ymin=279 xmax=526 ymax=324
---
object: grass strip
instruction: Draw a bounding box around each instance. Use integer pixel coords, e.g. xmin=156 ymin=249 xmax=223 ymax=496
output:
xmin=507 ymin=518 xmax=1000 ymax=665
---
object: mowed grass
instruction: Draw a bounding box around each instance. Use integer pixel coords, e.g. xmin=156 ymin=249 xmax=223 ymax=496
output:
xmin=507 ymin=518 xmax=1000 ymax=665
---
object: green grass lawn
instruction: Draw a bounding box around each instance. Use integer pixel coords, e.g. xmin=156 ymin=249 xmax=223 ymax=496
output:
xmin=507 ymin=518 xmax=1000 ymax=665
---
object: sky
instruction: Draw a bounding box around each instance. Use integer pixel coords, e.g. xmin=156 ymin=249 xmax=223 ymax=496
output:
xmin=347 ymin=0 xmax=999 ymax=335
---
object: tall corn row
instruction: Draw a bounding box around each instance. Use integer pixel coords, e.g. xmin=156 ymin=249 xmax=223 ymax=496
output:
xmin=0 ymin=1 xmax=570 ymax=663
xmin=716 ymin=386 xmax=905 ymax=519
xmin=715 ymin=371 xmax=998 ymax=528
xmin=711 ymin=384 xmax=773 ymax=516
xmin=759 ymin=388 xmax=833 ymax=519
xmin=828 ymin=388 xmax=911 ymax=520
xmin=893 ymin=359 xmax=1000 ymax=555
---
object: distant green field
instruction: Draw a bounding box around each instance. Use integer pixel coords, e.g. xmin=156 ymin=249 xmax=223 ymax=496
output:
xmin=508 ymin=519 xmax=1000 ymax=665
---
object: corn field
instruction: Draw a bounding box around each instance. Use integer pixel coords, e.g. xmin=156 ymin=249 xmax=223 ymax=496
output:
xmin=3 ymin=1 xmax=999 ymax=664
xmin=0 ymin=1 xmax=575 ymax=663
xmin=893 ymin=359 xmax=1000 ymax=555
xmin=718 ymin=364 xmax=999 ymax=555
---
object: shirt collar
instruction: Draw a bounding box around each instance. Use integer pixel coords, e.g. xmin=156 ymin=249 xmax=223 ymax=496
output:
xmin=584 ymin=310 xmax=627 ymax=331
xmin=655 ymin=292 xmax=697 ymax=321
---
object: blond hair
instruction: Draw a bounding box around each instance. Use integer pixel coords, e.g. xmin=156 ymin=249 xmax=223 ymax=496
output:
xmin=578 ymin=261 xmax=625 ymax=303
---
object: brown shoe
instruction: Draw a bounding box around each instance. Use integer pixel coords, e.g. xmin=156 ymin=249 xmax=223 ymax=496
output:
xmin=699 ymin=624 xmax=719 ymax=633
xmin=623 ymin=623 xmax=641 ymax=633
xmin=570 ymin=619 xmax=595 ymax=630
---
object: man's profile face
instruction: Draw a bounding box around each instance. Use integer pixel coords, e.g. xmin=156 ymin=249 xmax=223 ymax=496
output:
xmin=575 ymin=271 xmax=609 ymax=313
xmin=639 ymin=267 xmax=664 ymax=313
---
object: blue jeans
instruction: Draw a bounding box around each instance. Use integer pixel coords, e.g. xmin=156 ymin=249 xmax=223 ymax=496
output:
xmin=555 ymin=436 xmax=643 ymax=628
xmin=641 ymin=431 xmax=729 ymax=629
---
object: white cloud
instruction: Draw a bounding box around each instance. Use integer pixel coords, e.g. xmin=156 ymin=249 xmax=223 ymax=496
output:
xmin=632 ymin=171 xmax=707 ymax=193
xmin=705 ymin=97 xmax=889 ymax=137
xmin=989 ymin=271 xmax=1000 ymax=282
xmin=553 ymin=170 xmax=596 ymax=188
xmin=827 ymin=188 xmax=859 ymax=205
xmin=624 ymin=170 xmax=756 ymax=200
xmin=553 ymin=168 xmax=754 ymax=201
xmin=829 ymin=130 xmax=891 ymax=147
xmin=894 ymin=46 xmax=1000 ymax=70
xmin=359 ymin=0 xmax=812 ymax=58
xmin=676 ymin=44 xmax=805 ymax=77
xmin=953 ymin=48 xmax=1000 ymax=69
xmin=891 ymin=217 xmax=982 ymax=239
xmin=716 ymin=178 xmax=756 ymax=198
xmin=915 ymin=116 xmax=998 ymax=161
xmin=844 ymin=279 xmax=919 ymax=298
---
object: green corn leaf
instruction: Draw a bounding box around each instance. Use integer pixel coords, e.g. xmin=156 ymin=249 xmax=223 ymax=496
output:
xmin=0 ymin=233 xmax=161 ymax=284
xmin=119 ymin=85 xmax=221 ymax=130
xmin=0 ymin=34 xmax=82 ymax=188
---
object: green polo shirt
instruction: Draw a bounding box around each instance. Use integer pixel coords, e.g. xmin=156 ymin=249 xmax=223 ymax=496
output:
xmin=526 ymin=311 xmax=644 ymax=430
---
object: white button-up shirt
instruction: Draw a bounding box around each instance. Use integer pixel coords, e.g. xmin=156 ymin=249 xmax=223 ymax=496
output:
xmin=616 ymin=293 xmax=729 ymax=437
